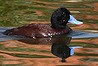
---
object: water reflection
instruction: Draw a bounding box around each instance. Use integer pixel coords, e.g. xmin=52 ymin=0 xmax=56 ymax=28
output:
xmin=51 ymin=37 xmax=71 ymax=62
xmin=19 ymin=36 xmax=72 ymax=62
xmin=51 ymin=43 xmax=70 ymax=62
xmin=18 ymin=35 xmax=82 ymax=62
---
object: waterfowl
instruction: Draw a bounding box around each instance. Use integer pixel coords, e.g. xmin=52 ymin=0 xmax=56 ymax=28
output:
xmin=3 ymin=7 xmax=83 ymax=38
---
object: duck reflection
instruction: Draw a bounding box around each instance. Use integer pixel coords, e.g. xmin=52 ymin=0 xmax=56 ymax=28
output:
xmin=51 ymin=43 xmax=70 ymax=62
xmin=50 ymin=36 xmax=82 ymax=62
xmin=51 ymin=36 xmax=72 ymax=62
xmin=19 ymin=35 xmax=76 ymax=62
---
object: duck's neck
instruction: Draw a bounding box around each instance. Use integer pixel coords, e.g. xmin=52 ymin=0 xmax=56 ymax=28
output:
xmin=51 ymin=24 xmax=67 ymax=29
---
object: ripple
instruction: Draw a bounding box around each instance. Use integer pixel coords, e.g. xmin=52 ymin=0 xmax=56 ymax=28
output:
xmin=80 ymin=58 xmax=98 ymax=62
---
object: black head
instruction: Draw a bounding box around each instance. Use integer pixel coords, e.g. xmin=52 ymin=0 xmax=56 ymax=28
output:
xmin=51 ymin=7 xmax=71 ymax=29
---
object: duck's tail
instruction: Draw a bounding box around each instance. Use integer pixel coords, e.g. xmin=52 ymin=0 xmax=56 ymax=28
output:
xmin=0 ymin=27 xmax=25 ymax=42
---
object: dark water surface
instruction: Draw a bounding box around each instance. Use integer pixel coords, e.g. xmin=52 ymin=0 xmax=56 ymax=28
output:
xmin=0 ymin=0 xmax=98 ymax=66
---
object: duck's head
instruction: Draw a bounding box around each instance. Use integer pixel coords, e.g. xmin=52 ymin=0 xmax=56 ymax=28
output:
xmin=51 ymin=7 xmax=83 ymax=29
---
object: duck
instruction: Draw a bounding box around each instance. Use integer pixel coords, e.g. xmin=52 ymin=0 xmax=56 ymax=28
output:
xmin=3 ymin=7 xmax=83 ymax=38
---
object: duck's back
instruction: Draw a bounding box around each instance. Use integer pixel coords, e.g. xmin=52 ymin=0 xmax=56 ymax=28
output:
xmin=3 ymin=23 xmax=71 ymax=38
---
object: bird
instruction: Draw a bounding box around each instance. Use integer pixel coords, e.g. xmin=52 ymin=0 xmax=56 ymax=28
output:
xmin=3 ymin=7 xmax=83 ymax=38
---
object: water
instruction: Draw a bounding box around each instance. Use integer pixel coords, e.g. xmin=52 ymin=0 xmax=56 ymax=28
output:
xmin=0 ymin=0 xmax=98 ymax=66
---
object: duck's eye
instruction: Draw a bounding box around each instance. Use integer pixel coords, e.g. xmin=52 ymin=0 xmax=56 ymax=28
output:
xmin=62 ymin=14 xmax=66 ymax=20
